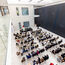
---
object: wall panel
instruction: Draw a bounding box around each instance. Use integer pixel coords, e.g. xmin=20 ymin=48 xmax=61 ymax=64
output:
xmin=35 ymin=3 xmax=65 ymax=38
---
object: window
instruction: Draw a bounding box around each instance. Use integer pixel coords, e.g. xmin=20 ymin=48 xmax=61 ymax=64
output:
xmin=0 ymin=9 xmax=1 ymax=16
xmin=22 ymin=8 xmax=29 ymax=15
xmin=0 ymin=6 xmax=9 ymax=16
xmin=19 ymin=22 xmax=22 ymax=29
xmin=23 ymin=21 xmax=29 ymax=27
xmin=3 ymin=7 xmax=8 ymax=15
xmin=16 ymin=7 xmax=19 ymax=16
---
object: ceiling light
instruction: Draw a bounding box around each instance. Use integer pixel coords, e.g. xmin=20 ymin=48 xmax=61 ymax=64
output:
xmin=37 ymin=0 xmax=44 ymax=3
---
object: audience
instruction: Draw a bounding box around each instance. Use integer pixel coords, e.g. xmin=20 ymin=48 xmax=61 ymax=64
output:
xmin=52 ymin=48 xmax=62 ymax=54
xmin=33 ymin=55 xmax=49 ymax=65
xmin=13 ymin=27 xmax=65 ymax=64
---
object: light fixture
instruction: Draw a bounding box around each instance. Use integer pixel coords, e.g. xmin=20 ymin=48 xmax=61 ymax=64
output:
xmin=37 ymin=0 xmax=44 ymax=3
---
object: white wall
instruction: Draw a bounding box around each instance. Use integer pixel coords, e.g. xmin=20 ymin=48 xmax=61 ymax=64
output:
xmin=0 ymin=0 xmax=8 ymax=5
xmin=8 ymin=5 xmax=35 ymax=31
xmin=0 ymin=15 xmax=10 ymax=32
xmin=0 ymin=14 xmax=10 ymax=65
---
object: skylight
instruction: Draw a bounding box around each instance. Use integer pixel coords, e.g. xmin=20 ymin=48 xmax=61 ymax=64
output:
xmin=7 ymin=0 xmax=65 ymax=5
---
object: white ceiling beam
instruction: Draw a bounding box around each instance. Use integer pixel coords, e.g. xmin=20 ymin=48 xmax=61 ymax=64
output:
xmin=29 ymin=0 xmax=32 ymax=2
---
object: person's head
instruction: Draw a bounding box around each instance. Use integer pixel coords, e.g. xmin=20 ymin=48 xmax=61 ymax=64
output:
xmin=20 ymin=33 xmax=22 ymax=34
xmin=13 ymin=33 xmax=15 ymax=36
xmin=15 ymin=37 xmax=17 ymax=39
xmin=33 ymin=60 xmax=36 ymax=62
xmin=17 ymin=33 xmax=19 ymax=35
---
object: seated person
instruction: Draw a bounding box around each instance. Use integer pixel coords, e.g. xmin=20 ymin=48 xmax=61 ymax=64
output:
xmin=25 ymin=27 xmax=33 ymax=31
xmin=49 ymin=37 xmax=55 ymax=42
xmin=28 ymin=39 xmax=31 ymax=42
xmin=31 ymin=41 xmax=34 ymax=46
xmin=23 ymin=48 xmax=28 ymax=53
xmin=58 ymin=40 xmax=62 ymax=44
xmin=39 ymin=48 xmax=45 ymax=53
xmin=55 ymin=48 xmax=62 ymax=54
xmin=38 ymin=57 xmax=41 ymax=64
xmin=61 ymin=53 xmax=65 ymax=58
xmin=60 ymin=44 xmax=65 ymax=48
xmin=42 ymin=43 xmax=44 ymax=46
xmin=13 ymin=33 xmax=19 ymax=38
xmin=51 ymin=42 xmax=57 ymax=47
xmin=45 ymin=45 xmax=52 ymax=50
xmin=16 ymin=43 xmax=19 ymax=46
xmin=21 ymin=53 xmax=23 ymax=56
xmin=24 ymin=40 xmax=28 ymax=43
xmin=20 ymin=41 xmax=23 ymax=44
xmin=31 ymin=46 xmax=34 ymax=50
xmin=60 ymin=44 xmax=64 ymax=47
xmin=57 ymin=56 xmax=63 ymax=62
xmin=15 ymin=37 xmax=17 ymax=39
xmin=39 ymin=35 xmax=43 ymax=38
xmin=46 ymin=35 xmax=51 ymax=39
xmin=20 ymin=29 xmax=24 ymax=33
xmin=23 ymin=45 xmax=26 ymax=48
xmin=31 ymin=38 xmax=34 ymax=41
xmin=36 ymin=50 xmax=39 ymax=55
xmin=52 ymin=48 xmax=62 ymax=54
xmin=43 ymin=55 xmax=49 ymax=61
xmin=35 ymin=45 xmax=39 ymax=48
xmin=21 ymin=57 xmax=26 ymax=62
xmin=16 ymin=39 xmax=20 ymax=43
xmin=31 ymin=51 xmax=37 ymax=57
xmin=16 ymin=52 xmax=20 ymax=56
xmin=33 ymin=60 xmax=36 ymax=65
xmin=40 ymin=57 xmax=44 ymax=63
xmin=26 ymin=53 xmax=31 ymax=59
xmin=41 ymin=37 xmax=46 ymax=41
xmin=63 ymin=57 xmax=65 ymax=62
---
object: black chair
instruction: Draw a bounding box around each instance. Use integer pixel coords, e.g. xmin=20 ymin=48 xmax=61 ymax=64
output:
xmin=39 ymin=48 xmax=45 ymax=53
xmin=58 ymin=40 xmax=62 ymax=44
xmin=52 ymin=48 xmax=62 ymax=54
xmin=61 ymin=53 xmax=65 ymax=58
xmin=43 ymin=55 xmax=49 ymax=61
xmin=49 ymin=38 xmax=55 ymax=42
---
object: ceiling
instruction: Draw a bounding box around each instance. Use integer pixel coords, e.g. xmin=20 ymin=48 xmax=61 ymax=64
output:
xmin=7 ymin=0 xmax=65 ymax=5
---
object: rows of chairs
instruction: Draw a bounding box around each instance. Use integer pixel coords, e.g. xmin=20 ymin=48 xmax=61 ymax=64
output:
xmin=57 ymin=53 xmax=65 ymax=62
xmin=45 ymin=40 xmax=62 ymax=50
xmin=52 ymin=48 xmax=62 ymax=54
xmin=33 ymin=55 xmax=49 ymax=65
xmin=13 ymin=27 xmax=65 ymax=65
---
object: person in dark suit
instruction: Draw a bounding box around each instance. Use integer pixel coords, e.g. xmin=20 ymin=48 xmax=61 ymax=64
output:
xmin=38 ymin=57 xmax=41 ymax=64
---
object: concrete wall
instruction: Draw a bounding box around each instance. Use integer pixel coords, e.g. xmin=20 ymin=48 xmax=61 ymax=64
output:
xmin=8 ymin=5 xmax=35 ymax=31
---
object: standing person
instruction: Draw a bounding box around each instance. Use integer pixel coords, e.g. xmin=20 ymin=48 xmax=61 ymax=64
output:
xmin=33 ymin=60 xmax=36 ymax=65
xmin=37 ymin=50 xmax=39 ymax=55
xmin=11 ymin=22 xmax=15 ymax=33
xmin=50 ymin=63 xmax=54 ymax=65
xmin=38 ymin=57 xmax=41 ymax=64
xmin=22 ymin=25 xmax=25 ymax=31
